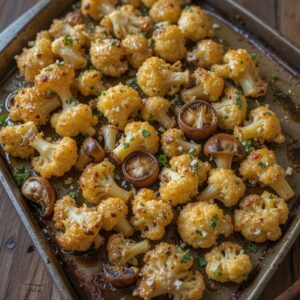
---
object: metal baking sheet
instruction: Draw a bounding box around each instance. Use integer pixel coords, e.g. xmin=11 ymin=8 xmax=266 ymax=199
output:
xmin=0 ymin=0 xmax=300 ymax=299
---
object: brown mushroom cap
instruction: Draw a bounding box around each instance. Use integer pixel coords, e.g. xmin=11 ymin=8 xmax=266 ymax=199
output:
xmin=21 ymin=177 xmax=56 ymax=218
xmin=122 ymin=151 xmax=159 ymax=188
xmin=178 ymin=100 xmax=217 ymax=140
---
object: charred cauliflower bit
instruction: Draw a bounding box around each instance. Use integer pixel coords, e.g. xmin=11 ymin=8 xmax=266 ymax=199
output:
xmin=149 ymin=0 xmax=181 ymax=23
xmin=239 ymin=148 xmax=294 ymax=200
xmin=177 ymin=201 xmax=233 ymax=248
xmin=80 ymin=161 xmax=131 ymax=204
xmin=234 ymin=191 xmax=289 ymax=242
xmin=234 ymin=106 xmax=285 ymax=144
xmin=97 ymin=83 xmax=142 ymax=129
xmin=134 ymin=242 xmax=206 ymax=299
xmin=81 ymin=0 xmax=117 ymax=20
xmin=205 ymin=242 xmax=252 ymax=283
xmin=111 ymin=121 xmax=159 ymax=163
xmin=212 ymin=86 xmax=247 ymax=130
xmin=90 ymin=39 xmax=128 ymax=77
xmin=76 ymin=69 xmax=105 ymax=96
xmin=131 ymin=189 xmax=173 ymax=240
xmin=53 ymin=196 xmax=103 ymax=252
xmin=212 ymin=49 xmax=268 ymax=97
xmin=161 ymin=128 xmax=200 ymax=158
xmin=137 ymin=57 xmax=190 ymax=97
xmin=153 ymin=25 xmax=186 ymax=63
xmin=107 ymin=233 xmax=150 ymax=266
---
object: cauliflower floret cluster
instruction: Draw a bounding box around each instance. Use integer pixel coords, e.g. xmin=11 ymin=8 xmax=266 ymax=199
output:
xmin=149 ymin=0 xmax=181 ymax=23
xmin=81 ymin=0 xmax=117 ymax=20
xmin=76 ymin=69 xmax=105 ymax=96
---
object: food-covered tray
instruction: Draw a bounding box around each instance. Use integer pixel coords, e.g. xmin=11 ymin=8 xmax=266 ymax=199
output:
xmin=0 ymin=0 xmax=300 ymax=299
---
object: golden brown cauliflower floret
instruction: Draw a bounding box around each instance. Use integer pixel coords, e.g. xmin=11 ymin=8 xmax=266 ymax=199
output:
xmin=149 ymin=0 xmax=181 ymax=23
xmin=161 ymin=128 xmax=200 ymax=158
xmin=187 ymin=39 xmax=224 ymax=68
xmin=205 ymin=242 xmax=252 ymax=283
xmin=182 ymin=68 xmax=224 ymax=103
xmin=80 ymin=161 xmax=132 ymax=204
xmin=212 ymin=49 xmax=268 ymax=97
xmin=137 ymin=57 xmax=190 ymax=97
xmin=141 ymin=96 xmax=175 ymax=129
xmin=90 ymin=39 xmax=128 ymax=77
xmin=111 ymin=121 xmax=159 ymax=163
xmin=15 ymin=33 xmax=55 ymax=83
xmin=9 ymin=87 xmax=61 ymax=126
xmin=107 ymin=233 xmax=150 ymax=266
xmin=75 ymin=69 xmax=105 ymax=96
xmin=97 ymin=84 xmax=142 ymax=130
xmin=178 ymin=5 xmax=213 ymax=41
xmin=239 ymin=148 xmax=294 ymax=200
xmin=159 ymin=167 xmax=198 ymax=206
xmin=169 ymin=154 xmax=211 ymax=186
xmin=134 ymin=242 xmax=206 ymax=300
xmin=197 ymin=168 xmax=246 ymax=207
xmin=153 ymin=25 xmax=186 ymax=63
xmin=121 ymin=0 xmax=141 ymax=7
xmin=97 ymin=197 xmax=134 ymax=237
xmin=234 ymin=106 xmax=285 ymax=144
xmin=212 ymin=87 xmax=247 ymax=130
xmin=0 ymin=121 xmax=38 ymax=159
xmin=141 ymin=0 xmax=157 ymax=7
xmin=177 ymin=201 xmax=233 ymax=248
xmin=85 ymin=25 xmax=112 ymax=45
xmin=53 ymin=196 xmax=103 ymax=252
xmin=131 ymin=189 xmax=173 ymax=240
xmin=81 ymin=0 xmax=117 ymax=20
xmin=121 ymin=34 xmax=153 ymax=69
xmin=234 ymin=191 xmax=289 ymax=243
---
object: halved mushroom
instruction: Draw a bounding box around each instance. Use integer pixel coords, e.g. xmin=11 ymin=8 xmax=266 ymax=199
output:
xmin=75 ymin=137 xmax=105 ymax=171
xmin=122 ymin=151 xmax=159 ymax=188
xmin=103 ymin=264 xmax=139 ymax=288
xmin=21 ymin=177 xmax=56 ymax=217
xmin=102 ymin=125 xmax=119 ymax=151
xmin=204 ymin=133 xmax=246 ymax=169
xmin=178 ymin=100 xmax=217 ymax=140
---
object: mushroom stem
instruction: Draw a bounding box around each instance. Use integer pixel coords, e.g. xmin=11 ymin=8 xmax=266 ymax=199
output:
xmin=215 ymin=154 xmax=233 ymax=169
xmin=155 ymin=113 xmax=176 ymax=129
xmin=269 ymin=178 xmax=295 ymax=201
xmin=114 ymin=218 xmax=135 ymax=237
xmin=182 ymin=85 xmax=205 ymax=103
xmin=102 ymin=125 xmax=119 ymax=151
xmin=197 ymin=184 xmax=218 ymax=202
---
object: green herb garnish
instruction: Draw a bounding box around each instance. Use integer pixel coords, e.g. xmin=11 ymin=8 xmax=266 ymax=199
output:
xmin=210 ymin=214 xmax=218 ymax=229
xmin=268 ymin=194 xmax=274 ymax=199
xmin=66 ymin=98 xmax=78 ymax=106
xmin=69 ymin=191 xmax=78 ymax=200
xmin=175 ymin=246 xmax=182 ymax=253
xmin=108 ymin=39 xmax=118 ymax=46
xmin=123 ymin=142 xmax=130 ymax=149
xmin=173 ymin=94 xmax=184 ymax=106
xmin=64 ymin=36 xmax=74 ymax=46
xmin=0 ymin=115 xmax=7 ymax=127
xmin=56 ymin=60 xmax=64 ymax=66
xmin=242 ymin=140 xmax=252 ymax=153
xmin=213 ymin=270 xmax=222 ymax=276
xmin=157 ymin=153 xmax=169 ymax=167
xmin=13 ymin=166 xmax=29 ymax=186
xmin=142 ymin=129 xmax=151 ymax=137
xmin=180 ymin=251 xmax=191 ymax=263
xmin=235 ymin=96 xmax=243 ymax=110
xmin=44 ymin=66 xmax=53 ymax=72
xmin=245 ymin=242 xmax=257 ymax=253
xmin=251 ymin=53 xmax=257 ymax=60
xmin=191 ymin=161 xmax=200 ymax=171
xmin=271 ymin=74 xmax=279 ymax=82
xmin=195 ymin=229 xmax=203 ymax=236
xmin=257 ymin=161 xmax=266 ymax=168
xmin=198 ymin=255 xmax=207 ymax=267
xmin=126 ymin=78 xmax=139 ymax=90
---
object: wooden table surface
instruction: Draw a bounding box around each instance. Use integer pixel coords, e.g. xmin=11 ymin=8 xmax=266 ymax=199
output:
xmin=0 ymin=1 xmax=299 ymax=299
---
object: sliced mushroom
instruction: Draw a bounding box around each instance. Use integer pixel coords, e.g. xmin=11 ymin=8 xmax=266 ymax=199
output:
xmin=122 ymin=151 xmax=159 ymax=188
xmin=178 ymin=100 xmax=217 ymax=140
xmin=102 ymin=125 xmax=119 ymax=151
xmin=75 ymin=137 xmax=105 ymax=171
xmin=21 ymin=177 xmax=56 ymax=217
xmin=204 ymin=133 xmax=246 ymax=169
xmin=103 ymin=264 xmax=139 ymax=288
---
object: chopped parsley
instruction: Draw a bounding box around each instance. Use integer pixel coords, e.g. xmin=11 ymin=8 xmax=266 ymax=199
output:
xmin=140 ymin=202 xmax=145 ymax=207
xmin=213 ymin=270 xmax=222 ymax=276
xmin=245 ymin=242 xmax=257 ymax=253
xmin=157 ymin=153 xmax=169 ymax=167
xmin=56 ymin=60 xmax=64 ymax=66
xmin=271 ymin=74 xmax=279 ymax=82
xmin=173 ymin=94 xmax=184 ymax=106
xmin=251 ymin=53 xmax=257 ymax=60
xmin=108 ymin=39 xmax=118 ymax=46
xmin=235 ymin=96 xmax=243 ymax=110
xmin=69 ymin=191 xmax=78 ymax=200
xmin=237 ymin=89 xmax=244 ymax=95
xmin=195 ymin=229 xmax=203 ymax=236
xmin=88 ymin=23 xmax=95 ymax=33
xmin=268 ymin=194 xmax=274 ymax=199
xmin=64 ymin=36 xmax=74 ymax=46
xmin=175 ymin=246 xmax=182 ymax=253
xmin=13 ymin=166 xmax=29 ymax=186
xmin=210 ymin=214 xmax=218 ymax=229
xmin=66 ymin=98 xmax=78 ymax=106
xmin=180 ymin=251 xmax=192 ymax=263
xmin=0 ymin=114 xmax=7 ymax=126
xmin=44 ymin=66 xmax=53 ymax=72
xmin=242 ymin=140 xmax=252 ymax=153
xmin=140 ymin=5 xmax=149 ymax=16
xmin=129 ymin=136 xmax=135 ymax=142
xmin=123 ymin=142 xmax=130 ymax=149
xmin=198 ymin=255 xmax=207 ymax=267
xmin=257 ymin=161 xmax=266 ymax=168
xmin=142 ymin=129 xmax=151 ymax=137
xmin=126 ymin=78 xmax=139 ymax=90
xmin=191 ymin=161 xmax=200 ymax=171
xmin=188 ymin=149 xmax=197 ymax=158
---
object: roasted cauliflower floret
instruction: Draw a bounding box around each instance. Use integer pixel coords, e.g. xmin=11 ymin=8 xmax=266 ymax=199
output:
xmin=149 ymin=0 xmax=181 ymax=23
xmin=234 ymin=106 xmax=285 ymax=144
xmin=15 ymin=33 xmax=55 ymax=83
xmin=177 ymin=201 xmax=233 ymax=248
xmin=141 ymin=0 xmax=157 ymax=7
xmin=161 ymin=128 xmax=200 ymax=158
xmin=81 ymin=0 xmax=117 ymax=20
xmin=178 ymin=5 xmax=213 ymax=41
xmin=107 ymin=233 xmax=150 ymax=266
xmin=97 ymin=84 xmax=142 ymax=129
xmin=134 ymin=242 xmax=206 ymax=300
xmin=121 ymin=34 xmax=153 ymax=69
xmin=90 ymin=39 xmax=128 ymax=77
xmin=153 ymin=25 xmax=186 ymax=63
xmin=97 ymin=197 xmax=134 ymax=237
xmin=9 ymin=87 xmax=61 ymax=126
xmin=234 ymin=191 xmax=289 ymax=242
xmin=131 ymin=189 xmax=173 ymax=240
xmin=0 ymin=121 xmax=38 ymax=159
xmin=212 ymin=49 xmax=268 ymax=97
xmin=137 ymin=57 xmax=190 ymax=97
xmin=205 ymin=242 xmax=252 ymax=283
xmin=169 ymin=154 xmax=211 ymax=186
xmin=111 ymin=121 xmax=159 ymax=163
xmin=239 ymin=148 xmax=294 ymax=200
xmin=212 ymin=87 xmax=247 ymax=130
xmin=187 ymin=39 xmax=224 ymax=68
xmin=182 ymin=68 xmax=224 ymax=102
xmin=197 ymin=168 xmax=246 ymax=207
xmin=121 ymin=0 xmax=141 ymax=7
xmin=53 ymin=196 xmax=103 ymax=252
xmin=141 ymin=96 xmax=175 ymax=129
xmin=75 ymin=69 xmax=105 ymax=96
xmin=80 ymin=161 xmax=132 ymax=204
xmin=159 ymin=167 xmax=198 ymax=206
